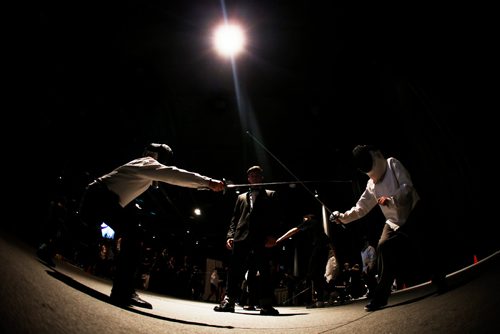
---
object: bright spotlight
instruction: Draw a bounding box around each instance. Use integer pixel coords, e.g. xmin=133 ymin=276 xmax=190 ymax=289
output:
xmin=213 ymin=23 xmax=245 ymax=57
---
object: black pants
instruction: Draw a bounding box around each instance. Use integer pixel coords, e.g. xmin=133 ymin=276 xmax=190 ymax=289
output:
xmin=306 ymin=243 xmax=330 ymax=303
xmin=226 ymin=240 xmax=276 ymax=308
xmin=372 ymin=203 xmax=441 ymax=303
xmin=79 ymin=181 xmax=144 ymax=297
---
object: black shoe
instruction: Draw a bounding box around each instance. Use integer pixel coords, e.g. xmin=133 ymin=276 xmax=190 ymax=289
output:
xmin=260 ymin=307 xmax=279 ymax=316
xmin=110 ymin=292 xmax=153 ymax=309
xmin=214 ymin=297 xmax=235 ymax=312
xmin=364 ymin=300 xmax=387 ymax=312
xmin=243 ymin=305 xmax=256 ymax=311
xmin=130 ymin=293 xmax=153 ymax=309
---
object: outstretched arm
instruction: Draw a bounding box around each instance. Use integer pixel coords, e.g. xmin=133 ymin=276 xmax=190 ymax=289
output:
xmin=275 ymin=227 xmax=300 ymax=245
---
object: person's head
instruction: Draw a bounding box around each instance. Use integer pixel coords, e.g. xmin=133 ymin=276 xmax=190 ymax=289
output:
xmin=246 ymin=165 xmax=264 ymax=185
xmin=143 ymin=143 xmax=173 ymax=164
xmin=352 ymin=145 xmax=387 ymax=183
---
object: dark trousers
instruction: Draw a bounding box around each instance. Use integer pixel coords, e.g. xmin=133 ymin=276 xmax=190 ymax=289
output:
xmin=372 ymin=203 xmax=439 ymax=303
xmin=240 ymin=262 xmax=259 ymax=307
xmin=306 ymin=244 xmax=330 ymax=302
xmin=373 ymin=222 xmax=411 ymax=303
xmin=79 ymin=181 xmax=144 ymax=297
xmin=226 ymin=240 xmax=275 ymax=308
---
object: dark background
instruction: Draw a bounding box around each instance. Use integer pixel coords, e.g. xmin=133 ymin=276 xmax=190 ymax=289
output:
xmin=5 ymin=1 xmax=497 ymax=273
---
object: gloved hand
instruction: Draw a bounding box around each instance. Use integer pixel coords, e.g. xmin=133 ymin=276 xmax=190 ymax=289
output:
xmin=329 ymin=211 xmax=341 ymax=223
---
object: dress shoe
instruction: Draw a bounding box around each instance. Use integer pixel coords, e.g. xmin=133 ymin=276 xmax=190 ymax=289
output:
xmin=130 ymin=293 xmax=153 ymax=309
xmin=364 ymin=300 xmax=387 ymax=312
xmin=110 ymin=292 xmax=152 ymax=309
xmin=260 ymin=306 xmax=279 ymax=316
xmin=214 ymin=297 xmax=235 ymax=312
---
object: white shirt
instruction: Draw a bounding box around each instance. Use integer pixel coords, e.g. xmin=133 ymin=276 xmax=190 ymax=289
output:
xmin=338 ymin=157 xmax=420 ymax=230
xmin=249 ymin=188 xmax=260 ymax=210
xmin=98 ymin=156 xmax=213 ymax=207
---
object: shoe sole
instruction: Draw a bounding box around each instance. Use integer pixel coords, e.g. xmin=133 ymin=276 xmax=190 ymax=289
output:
xmin=260 ymin=311 xmax=279 ymax=316
xmin=214 ymin=306 xmax=235 ymax=312
xmin=110 ymin=297 xmax=152 ymax=309
xmin=130 ymin=302 xmax=153 ymax=309
xmin=260 ymin=309 xmax=279 ymax=316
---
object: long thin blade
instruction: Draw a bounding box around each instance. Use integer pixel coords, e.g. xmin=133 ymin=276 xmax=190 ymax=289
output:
xmin=225 ymin=180 xmax=350 ymax=188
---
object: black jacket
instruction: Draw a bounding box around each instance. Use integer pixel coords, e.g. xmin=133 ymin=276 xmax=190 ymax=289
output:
xmin=227 ymin=188 xmax=281 ymax=244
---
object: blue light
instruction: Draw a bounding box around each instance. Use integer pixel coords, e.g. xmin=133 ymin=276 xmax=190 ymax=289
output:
xmin=100 ymin=222 xmax=115 ymax=239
